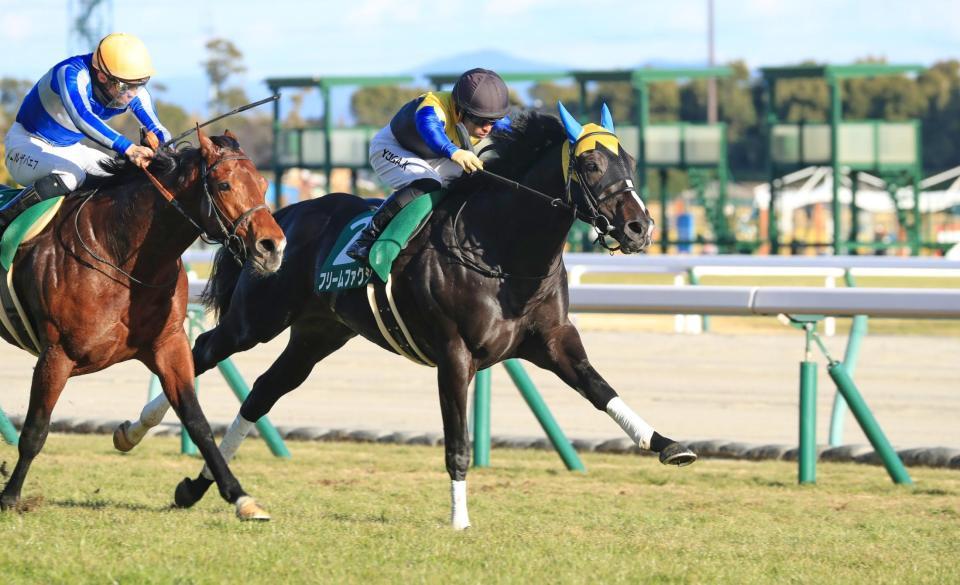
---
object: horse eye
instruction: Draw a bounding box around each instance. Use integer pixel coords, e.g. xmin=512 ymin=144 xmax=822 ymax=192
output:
xmin=218 ymin=182 xmax=231 ymax=191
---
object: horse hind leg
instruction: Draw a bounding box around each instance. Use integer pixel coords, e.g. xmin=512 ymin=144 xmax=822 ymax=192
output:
xmin=2 ymin=346 xmax=73 ymax=511
xmin=175 ymin=322 xmax=354 ymax=509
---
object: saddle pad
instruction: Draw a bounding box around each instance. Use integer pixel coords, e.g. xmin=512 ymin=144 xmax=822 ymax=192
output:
xmin=1 ymin=195 xmax=65 ymax=271
xmin=315 ymin=211 xmax=375 ymax=293
xmin=315 ymin=190 xmax=447 ymax=292
xmin=0 ymin=186 xmax=20 ymax=210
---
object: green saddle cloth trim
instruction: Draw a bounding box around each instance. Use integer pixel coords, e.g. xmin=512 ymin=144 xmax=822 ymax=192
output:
xmin=1 ymin=196 xmax=64 ymax=271
xmin=368 ymin=190 xmax=447 ymax=282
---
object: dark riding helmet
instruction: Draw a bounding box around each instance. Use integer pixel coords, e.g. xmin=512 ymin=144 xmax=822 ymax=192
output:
xmin=451 ymin=68 xmax=509 ymax=120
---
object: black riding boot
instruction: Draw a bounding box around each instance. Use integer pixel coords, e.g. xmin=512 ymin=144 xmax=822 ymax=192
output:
xmin=0 ymin=174 xmax=71 ymax=232
xmin=346 ymin=179 xmax=439 ymax=263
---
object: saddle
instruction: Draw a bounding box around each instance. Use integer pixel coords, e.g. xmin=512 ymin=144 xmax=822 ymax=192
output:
xmin=314 ymin=190 xmax=449 ymax=367
xmin=0 ymin=184 xmax=66 ymax=355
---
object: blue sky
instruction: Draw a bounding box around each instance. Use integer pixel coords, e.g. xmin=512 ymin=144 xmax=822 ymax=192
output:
xmin=1 ymin=0 xmax=958 ymax=114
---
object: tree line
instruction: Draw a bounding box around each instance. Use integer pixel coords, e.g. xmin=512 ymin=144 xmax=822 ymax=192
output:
xmin=3 ymin=49 xmax=959 ymax=186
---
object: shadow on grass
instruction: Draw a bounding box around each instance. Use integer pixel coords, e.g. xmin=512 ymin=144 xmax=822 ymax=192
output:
xmin=51 ymin=498 xmax=167 ymax=513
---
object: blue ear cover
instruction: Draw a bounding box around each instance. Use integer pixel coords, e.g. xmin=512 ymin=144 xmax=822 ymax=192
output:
xmin=557 ymin=101 xmax=583 ymax=143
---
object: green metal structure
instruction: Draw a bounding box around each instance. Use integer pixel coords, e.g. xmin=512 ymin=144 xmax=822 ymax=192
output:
xmin=760 ymin=64 xmax=925 ymax=255
xmin=265 ymin=75 xmax=415 ymax=206
xmin=0 ymin=403 xmax=18 ymax=445
xmin=783 ymin=314 xmax=911 ymax=485
xmin=570 ymin=68 xmax=733 ymax=253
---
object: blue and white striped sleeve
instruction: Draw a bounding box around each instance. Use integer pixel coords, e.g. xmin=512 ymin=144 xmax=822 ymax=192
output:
xmin=415 ymin=106 xmax=458 ymax=158
xmin=129 ymin=88 xmax=170 ymax=144
xmin=57 ymin=64 xmax=132 ymax=155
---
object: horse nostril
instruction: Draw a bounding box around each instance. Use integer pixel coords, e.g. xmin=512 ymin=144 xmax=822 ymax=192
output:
xmin=626 ymin=221 xmax=646 ymax=236
xmin=256 ymin=239 xmax=277 ymax=255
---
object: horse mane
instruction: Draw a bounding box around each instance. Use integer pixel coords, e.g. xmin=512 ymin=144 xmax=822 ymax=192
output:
xmin=77 ymin=135 xmax=242 ymax=262
xmin=482 ymin=110 xmax=566 ymax=180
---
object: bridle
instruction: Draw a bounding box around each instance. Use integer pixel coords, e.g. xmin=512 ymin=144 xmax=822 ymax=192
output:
xmin=479 ymin=130 xmax=643 ymax=252
xmin=75 ymin=139 xmax=269 ymax=288
xmin=193 ymin=153 xmax=269 ymax=265
xmin=141 ymin=128 xmax=269 ymax=266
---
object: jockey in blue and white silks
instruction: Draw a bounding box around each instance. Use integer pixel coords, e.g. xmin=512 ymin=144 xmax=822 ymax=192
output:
xmin=3 ymin=33 xmax=169 ymax=193
xmin=346 ymin=68 xmax=513 ymax=263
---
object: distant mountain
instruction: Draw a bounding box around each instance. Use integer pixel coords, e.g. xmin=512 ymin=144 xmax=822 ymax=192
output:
xmin=411 ymin=49 xmax=567 ymax=75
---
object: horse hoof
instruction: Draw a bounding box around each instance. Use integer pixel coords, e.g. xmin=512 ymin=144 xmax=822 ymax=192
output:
xmin=174 ymin=477 xmax=200 ymax=508
xmin=235 ymin=496 xmax=271 ymax=521
xmin=659 ymin=442 xmax=698 ymax=467
xmin=113 ymin=421 xmax=137 ymax=452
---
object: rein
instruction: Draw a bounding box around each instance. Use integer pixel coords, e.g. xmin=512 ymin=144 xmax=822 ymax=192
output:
xmin=74 ymin=146 xmax=266 ymax=288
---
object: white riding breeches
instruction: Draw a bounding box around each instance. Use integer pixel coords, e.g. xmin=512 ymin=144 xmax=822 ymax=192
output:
xmin=368 ymin=126 xmax=464 ymax=191
xmin=4 ymin=122 xmax=114 ymax=190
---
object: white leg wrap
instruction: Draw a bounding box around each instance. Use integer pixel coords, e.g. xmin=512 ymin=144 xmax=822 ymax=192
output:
xmin=450 ymin=480 xmax=471 ymax=530
xmin=201 ymin=415 xmax=254 ymax=480
xmin=127 ymin=393 xmax=171 ymax=444
xmin=606 ymin=397 xmax=654 ymax=450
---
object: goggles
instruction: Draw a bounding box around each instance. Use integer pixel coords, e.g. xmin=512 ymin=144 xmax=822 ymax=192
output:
xmin=108 ymin=75 xmax=149 ymax=96
xmin=464 ymin=112 xmax=502 ymax=127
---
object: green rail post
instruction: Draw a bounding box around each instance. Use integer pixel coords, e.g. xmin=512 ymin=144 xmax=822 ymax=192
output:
xmin=216 ymin=358 xmax=291 ymax=459
xmin=184 ymin=307 xmax=290 ymax=458
xmin=502 ymin=359 xmax=585 ymax=472
xmin=473 ymin=369 xmax=491 ymax=468
xmin=799 ymin=358 xmax=818 ymax=484
xmin=147 ymin=374 xmax=162 ymax=401
xmin=181 ymin=312 xmax=200 ymax=456
xmin=0 ymin=404 xmax=19 ymax=446
xmin=829 ymin=271 xmax=868 ymax=446
xmin=826 ymin=362 xmax=912 ymax=485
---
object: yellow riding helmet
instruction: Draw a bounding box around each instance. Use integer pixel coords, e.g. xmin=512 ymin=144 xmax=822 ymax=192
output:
xmin=92 ymin=33 xmax=155 ymax=81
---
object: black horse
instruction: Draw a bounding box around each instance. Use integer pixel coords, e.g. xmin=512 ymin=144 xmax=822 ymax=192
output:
xmin=115 ymin=104 xmax=696 ymax=529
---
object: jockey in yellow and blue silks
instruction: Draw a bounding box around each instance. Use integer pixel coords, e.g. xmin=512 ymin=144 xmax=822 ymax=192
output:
xmin=3 ymin=33 xmax=169 ymax=205
xmin=346 ymin=68 xmax=512 ymax=263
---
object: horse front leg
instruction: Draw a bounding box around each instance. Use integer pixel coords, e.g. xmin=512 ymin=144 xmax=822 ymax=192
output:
xmin=527 ymin=324 xmax=696 ymax=466
xmin=1 ymin=346 xmax=73 ymax=511
xmin=148 ymin=334 xmax=269 ymax=521
xmin=436 ymin=350 xmax=475 ymax=530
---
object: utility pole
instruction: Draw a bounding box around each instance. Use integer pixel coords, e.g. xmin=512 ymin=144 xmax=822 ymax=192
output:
xmin=706 ymin=0 xmax=718 ymax=123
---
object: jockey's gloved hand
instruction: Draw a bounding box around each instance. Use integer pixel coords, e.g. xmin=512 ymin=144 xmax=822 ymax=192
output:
xmin=451 ymin=149 xmax=483 ymax=174
xmin=140 ymin=130 xmax=160 ymax=151
xmin=125 ymin=144 xmax=155 ymax=170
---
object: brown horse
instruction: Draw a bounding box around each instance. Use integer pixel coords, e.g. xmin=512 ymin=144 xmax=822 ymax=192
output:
xmin=115 ymin=106 xmax=696 ymax=529
xmin=0 ymin=130 xmax=285 ymax=520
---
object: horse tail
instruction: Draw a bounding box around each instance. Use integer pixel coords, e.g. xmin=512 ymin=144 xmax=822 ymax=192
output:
xmin=200 ymin=246 xmax=243 ymax=320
